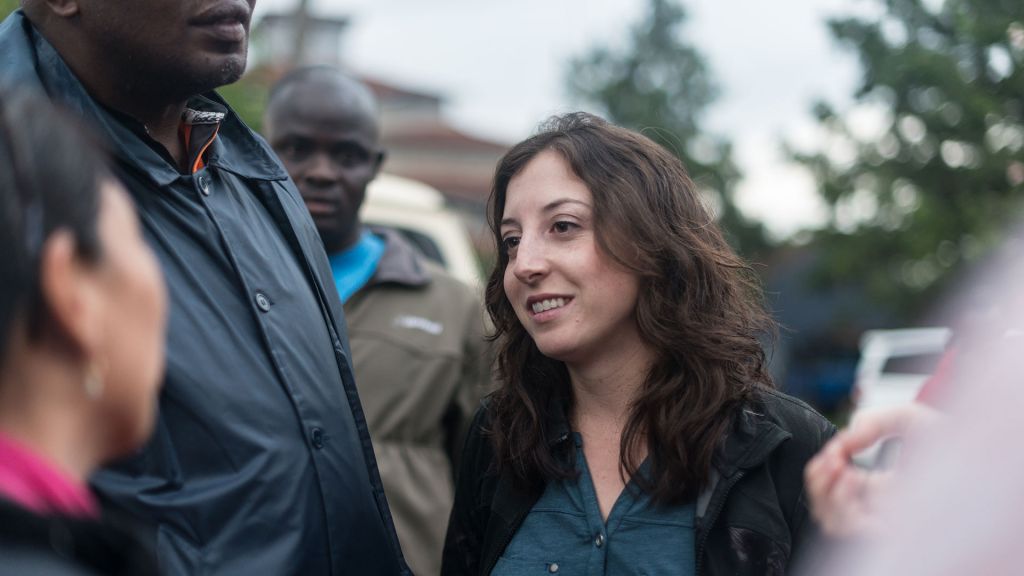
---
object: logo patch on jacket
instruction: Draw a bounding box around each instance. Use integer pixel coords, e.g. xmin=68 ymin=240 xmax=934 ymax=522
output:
xmin=393 ymin=315 xmax=443 ymax=335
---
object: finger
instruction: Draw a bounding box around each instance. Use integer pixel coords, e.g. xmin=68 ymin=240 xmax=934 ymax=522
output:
xmin=806 ymin=449 xmax=844 ymax=500
xmin=841 ymin=404 xmax=934 ymax=454
xmin=807 ymin=451 xmax=863 ymax=529
xmin=859 ymin=469 xmax=895 ymax=511
xmin=829 ymin=470 xmax=871 ymax=534
xmin=813 ymin=469 xmax=865 ymax=537
xmin=831 ymin=467 xmax=866 ymax=507
xmin=815 ymin=431 xmax=857 ymax=462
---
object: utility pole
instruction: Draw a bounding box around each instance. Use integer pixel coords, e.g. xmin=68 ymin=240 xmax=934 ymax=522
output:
xmin=290 ymin=0 xmax=311 ymax=65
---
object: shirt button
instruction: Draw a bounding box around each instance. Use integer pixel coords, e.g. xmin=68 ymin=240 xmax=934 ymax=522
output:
xmin=254 ymin=291 xmax=271 ymax=312
xmin=594 ymin=532 xmax=605 ymax=548
xmin=310 ymin=427 xmax=325 ymax=449
xmin=547 ymin=563 xmax=559 ymax=573
xmin=197 ymin=175 xmax=210 ymax=196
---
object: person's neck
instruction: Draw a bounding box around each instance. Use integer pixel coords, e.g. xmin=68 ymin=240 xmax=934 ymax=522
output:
xmin=0 ymin=349 xmax=101 ymax=484
xmin=40 ymin=26 xmax=190 ymax=170
xmin=326 ymin=226 xmax=365 ymax=256
xmin=130 ymin=103 xmax=190 ymax=168
xmin=567 ymin=339 xmax=657 ymax=428
xmin=88 ymin=82 xmax=188 ymax=171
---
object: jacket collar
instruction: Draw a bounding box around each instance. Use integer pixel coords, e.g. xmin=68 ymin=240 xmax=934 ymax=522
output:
xmin=365 ymin=227 xmax=432 ymax=288
xmin=713 ymin=397 xmax=792 ymax=478
xmin=0 ymin=11 xmax=288 ymax=186
xmin=0 ymin=12 xmax=42 ymax=92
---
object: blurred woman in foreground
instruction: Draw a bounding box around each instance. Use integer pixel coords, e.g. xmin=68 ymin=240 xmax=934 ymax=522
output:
xmin=0 ymin=89 xmax=165 ymax=574
xmin=442 ymin=112 xmax=835 ymax=575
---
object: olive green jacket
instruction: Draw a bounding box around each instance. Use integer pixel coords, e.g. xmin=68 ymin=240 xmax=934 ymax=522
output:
xmin=344 ymin=228 xmax=491 ymax=576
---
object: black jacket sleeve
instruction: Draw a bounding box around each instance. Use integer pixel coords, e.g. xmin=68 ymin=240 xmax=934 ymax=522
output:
xmin=441 ymin=404 xmax=492 ymax=576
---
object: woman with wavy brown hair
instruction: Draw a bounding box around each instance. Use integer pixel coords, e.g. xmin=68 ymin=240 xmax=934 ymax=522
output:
xmin=442 ymin=112 xmax=835 ymax=576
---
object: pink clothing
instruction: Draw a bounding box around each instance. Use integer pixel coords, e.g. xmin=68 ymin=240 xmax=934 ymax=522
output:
xmin=0 ymin=433 xmax=98 ymax=518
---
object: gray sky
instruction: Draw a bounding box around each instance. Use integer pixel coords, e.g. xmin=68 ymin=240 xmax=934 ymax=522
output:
xmin=254 ymin=0 xmax=877 ymax=238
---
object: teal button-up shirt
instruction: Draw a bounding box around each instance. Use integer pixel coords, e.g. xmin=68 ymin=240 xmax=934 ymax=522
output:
xmin=493 ymin=434 xmax=696 ymax=576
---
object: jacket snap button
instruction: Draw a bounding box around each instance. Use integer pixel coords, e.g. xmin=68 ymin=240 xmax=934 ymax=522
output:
xmin=197 ymin=175 xmax=210 ymax=196
xmin=548 ymin=562 xmax=559 ymax=573
xmin=310 ymin=427 xmax=324 ymax=449
xmin=254 ymin=292 xmax=271 ymax=312
xmin=594 ymin=533 xmax=605 ymax=548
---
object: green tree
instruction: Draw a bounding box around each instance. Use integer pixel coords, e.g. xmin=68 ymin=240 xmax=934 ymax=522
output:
xmin=1 ymin=0 xmax=18 ymax=19
xmin=217 ymin=75 xmax=269 ymax=133
xmin=567 ymin=0 xmax=769 ymax=258
xmin=795 ymin=0 xmax=1024 ymax=320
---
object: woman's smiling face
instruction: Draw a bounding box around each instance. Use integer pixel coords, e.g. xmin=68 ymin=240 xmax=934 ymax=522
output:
xmin=500 ymin=150 xmax=644 ymax=367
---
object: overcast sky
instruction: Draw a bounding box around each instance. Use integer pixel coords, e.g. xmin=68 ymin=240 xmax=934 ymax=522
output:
xmin=253 ymin=0 xmax=878 ymax=238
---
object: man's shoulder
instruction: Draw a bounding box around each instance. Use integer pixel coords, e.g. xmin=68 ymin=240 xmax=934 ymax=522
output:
xmin=374 ymin=227 xmax=476 ymax=295
xmin=421 ymin=259 xmax=475 ymax=295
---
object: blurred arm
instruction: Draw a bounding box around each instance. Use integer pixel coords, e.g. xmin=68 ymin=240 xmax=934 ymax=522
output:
xmin=804 ymin=403 xmax=939 ymax=538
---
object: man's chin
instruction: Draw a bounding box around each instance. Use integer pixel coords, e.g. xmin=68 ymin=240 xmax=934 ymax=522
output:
xmin=211 ymin=53 xmax=248 ymax=87
xmin=186 ymin=51 xmax=248 ymax=93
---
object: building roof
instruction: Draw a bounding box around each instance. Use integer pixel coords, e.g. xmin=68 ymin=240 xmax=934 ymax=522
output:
xmin=360 ymin=75 xmax=445 ymax=105
xmin=385 ymin=122 xmax=509 ymax=153
xmin=395 ymin=172 xmax=495 ymax=205
xmin=257 ymin=12 xmax=350 ymax=30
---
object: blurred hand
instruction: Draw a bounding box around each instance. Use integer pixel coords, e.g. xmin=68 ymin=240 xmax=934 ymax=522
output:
xmin=804 ymin=403 xmax=940 ymax=538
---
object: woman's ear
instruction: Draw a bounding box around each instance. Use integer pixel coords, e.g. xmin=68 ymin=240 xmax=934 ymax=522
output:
xmin=37 ymin=229 xmax=103 ymax=359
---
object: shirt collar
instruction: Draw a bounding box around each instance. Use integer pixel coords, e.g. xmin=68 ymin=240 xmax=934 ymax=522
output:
xmin=367 ymin=227 xmax=432 ymax=288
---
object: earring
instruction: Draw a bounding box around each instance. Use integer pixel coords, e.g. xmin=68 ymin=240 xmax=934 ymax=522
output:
xmin=84 ymin=363 xmax=104 ymax=399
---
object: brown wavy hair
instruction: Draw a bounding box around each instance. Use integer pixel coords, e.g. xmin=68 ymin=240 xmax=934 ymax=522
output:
xmin=485 ymin=112 xmax=776 ymax=504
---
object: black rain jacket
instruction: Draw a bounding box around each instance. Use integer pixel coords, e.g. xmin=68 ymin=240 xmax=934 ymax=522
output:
xmin=0 ymin=498 xmax=158 ymax=576
xmin=0 ymin=11 xmax=409 ymax=575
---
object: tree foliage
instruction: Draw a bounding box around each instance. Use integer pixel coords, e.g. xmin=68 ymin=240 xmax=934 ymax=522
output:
xmin=1 ymin=0 xmax=17 ymax=20
xmin=567 ymin=0 xmax=769 ymax=258
xmin=796 ymin=0 xmax=1024 ymax=320
xmin=217 ymin=75 xmax=269 ymax=133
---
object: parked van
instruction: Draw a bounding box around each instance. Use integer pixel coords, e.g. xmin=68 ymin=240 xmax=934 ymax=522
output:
xmin=851 ymin=327 xmax=952 ymax=416
xmin=849 ymin=327 xmax=951 ymax=464
xmin=360 ymin=173 xmax=482 ymax=288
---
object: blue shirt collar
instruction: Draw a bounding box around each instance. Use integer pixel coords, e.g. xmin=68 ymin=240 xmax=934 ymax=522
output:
xmin=328 ymin=230 xmax=386 ymax=303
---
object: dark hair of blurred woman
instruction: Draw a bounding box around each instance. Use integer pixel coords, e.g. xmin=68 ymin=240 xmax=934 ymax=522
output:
xmin=0 ymin=88 xmax=165 ymax=575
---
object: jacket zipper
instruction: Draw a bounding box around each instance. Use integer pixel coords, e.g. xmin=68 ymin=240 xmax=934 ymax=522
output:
xmin=695 ymin=470 xmax=745 ymax=576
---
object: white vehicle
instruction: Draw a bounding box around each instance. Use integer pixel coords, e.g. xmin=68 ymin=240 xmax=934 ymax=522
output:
xmin=851 ymin=327 xmax=952 ymax=416
xmin=361 ymin=173 xmax=482 ymax=288
xmin=849 ymin=327 xmax=951 ymax=465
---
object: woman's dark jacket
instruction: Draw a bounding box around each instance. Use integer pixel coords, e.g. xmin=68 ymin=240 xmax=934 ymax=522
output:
xmin=442 ymin=387 xmax=836 ymax=576
xmin=0 ymin=498 xmax=158 ymax=576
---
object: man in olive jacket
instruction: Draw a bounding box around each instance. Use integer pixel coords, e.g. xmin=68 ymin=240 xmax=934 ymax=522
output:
xmin=264 ymin=67 xmax=491 ymax=576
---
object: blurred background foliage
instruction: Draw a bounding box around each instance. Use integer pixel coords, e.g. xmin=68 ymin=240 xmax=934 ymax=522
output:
xmin=567 ymin=0 xmax=771 ymax=260
xmin=792 ymin=0 xmax=1024 ymax=322
xmin=217 ymin=75 xmax=268 ymax=133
